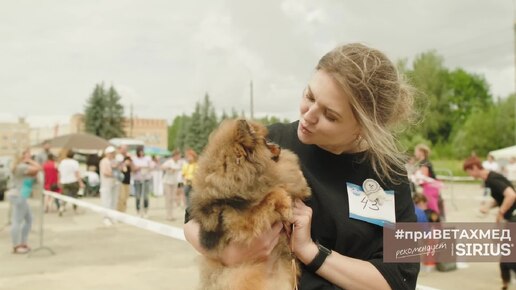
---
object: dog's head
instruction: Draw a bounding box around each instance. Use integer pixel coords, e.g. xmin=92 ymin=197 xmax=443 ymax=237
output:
xmin=193 ymin=119 xmax=281 ymax=202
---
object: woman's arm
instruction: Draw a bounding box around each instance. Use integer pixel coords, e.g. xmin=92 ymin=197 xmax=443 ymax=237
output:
xmin=183 ymin=219 xmax=283 ymax=266
xmin=291 ymin=200 xmax=391 ymax=290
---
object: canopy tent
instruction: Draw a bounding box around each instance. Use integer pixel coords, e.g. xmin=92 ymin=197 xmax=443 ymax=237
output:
xmin=41 ymin=133 xmax=111 ymax=153
xmin=489 ymin=145 xmax=516 ymax=161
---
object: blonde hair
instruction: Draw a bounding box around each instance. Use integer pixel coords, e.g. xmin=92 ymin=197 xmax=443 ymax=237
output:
xmin=415 ymin=144 xmax=431 ymax=159
xmin=316 ymin=43 xmax=415 ymax=181
xmin=12 ymin=148 xmax=30 ymax=173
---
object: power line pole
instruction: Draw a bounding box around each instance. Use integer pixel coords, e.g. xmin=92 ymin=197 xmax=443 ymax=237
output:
xmin=250 ymin=80 xmax=254 ymax=120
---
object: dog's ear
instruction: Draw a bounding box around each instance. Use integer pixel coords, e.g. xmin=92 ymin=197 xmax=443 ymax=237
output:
xmin=235 ymin=119 xmax=257 ymax=153
xmin=266 ymin=141 xmax=281 ymax=161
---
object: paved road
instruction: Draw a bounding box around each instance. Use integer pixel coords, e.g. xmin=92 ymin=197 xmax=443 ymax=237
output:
xmin=0 ymin=182 xmax=509 ymax=290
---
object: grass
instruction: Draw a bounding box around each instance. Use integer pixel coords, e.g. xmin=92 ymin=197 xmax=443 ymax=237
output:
xmin=433 ymin=159 xmax=467 ymax=177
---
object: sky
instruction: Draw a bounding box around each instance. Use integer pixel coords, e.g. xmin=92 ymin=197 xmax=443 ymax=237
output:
xmin=1 ymin=0 xmax=514 ymax=127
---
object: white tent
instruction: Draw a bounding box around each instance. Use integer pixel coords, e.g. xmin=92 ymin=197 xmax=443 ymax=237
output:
xmin=489 ymin=145 xmax=516 ymax=161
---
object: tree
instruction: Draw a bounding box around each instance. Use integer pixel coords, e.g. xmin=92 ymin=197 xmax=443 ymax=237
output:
xmin=168 ymin=115 xmax=187 ymax=151
xmin=84 ymin=83 xmax=125 ymax=139
xmin=84 ymin=84 xmax=106 ymax=136
xmin=183 ymin=93 xmax=219 ymax=153
xmin=452 ymin=95 xmax=515 ymax=157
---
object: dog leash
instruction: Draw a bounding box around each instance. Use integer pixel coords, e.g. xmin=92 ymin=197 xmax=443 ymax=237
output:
xmin=284 ymin=223 xmax=299 ymax=290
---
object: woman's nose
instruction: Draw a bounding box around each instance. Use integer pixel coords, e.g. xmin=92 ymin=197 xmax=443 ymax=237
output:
xmin=303 ymin=106 xmax=318 ymax=125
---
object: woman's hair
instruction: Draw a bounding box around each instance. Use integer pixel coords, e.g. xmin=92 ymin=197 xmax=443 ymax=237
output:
xmin=316 ymin=43 xmax=416 ymax=182
xmin=185 ymin=148 xmax=198 ymax=161
xmin=463 ymin=156 xmax=483 ymax=171
xmin=415 ymin=144 xmax=431 ymax=159
xmin=136 ymin=146 xmax=144 ymax=157
xmin=12 ymin=148 xmax=30 ymax=173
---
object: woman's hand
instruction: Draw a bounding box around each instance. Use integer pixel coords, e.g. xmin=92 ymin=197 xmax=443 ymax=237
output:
xmin=219 ymin=222 xmax=283 ymax=267
xmin=291 ymin=199 xmax=318 ymax=265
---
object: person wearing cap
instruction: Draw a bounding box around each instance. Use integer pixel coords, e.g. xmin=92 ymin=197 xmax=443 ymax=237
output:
xmin=99 ymin=146 xmax=118 ymax=226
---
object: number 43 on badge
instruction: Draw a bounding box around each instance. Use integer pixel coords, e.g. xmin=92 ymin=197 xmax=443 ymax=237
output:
xmin=347 ymin=180 xmax=396 ymax=227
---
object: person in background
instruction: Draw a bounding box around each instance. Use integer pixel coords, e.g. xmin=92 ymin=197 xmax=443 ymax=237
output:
xmin=482 ymin=154 xmax=500 ymax=173
xmin=99 ymin=146 xmax=118 ymax=226
xmin=150 ymin=155 xmax=162 ymax=197
xmin=504 ymin=157 xmax=516 ymax=188
xmin=161 ymin=150 xmax=182 ymax=221
xmin=184 ymin=43 xmax=419 ymax=289
xmin=413 ymin=144 xmax=444 ymax=220
xmin=84 ymin=166 xmax=100 ymax=197
xmin=181 ymin=149 xmax=197 ymax=208
xmin=412 ymin=194 xmax=429 ymax=223
xmin=132 ymin=146 xmax=153 ymax=218
xmin=36 ymin=140 xmax=51 ymax=165
xmin=117 ymin=156 xmax=133 ymax=212
xmin=9 ymin=148 xmax=41 ymax=254
xmin=57 ymin=150 xmax=84 ymax=216
xmin=42 ymin=153 xmax=60 ymax=213
xmin=463 ymin=156 xmax=516 ymax=290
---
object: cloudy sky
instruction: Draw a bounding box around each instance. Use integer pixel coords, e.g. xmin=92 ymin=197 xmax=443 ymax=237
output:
xmin=1 ymin=0 xmax=514 ymax=127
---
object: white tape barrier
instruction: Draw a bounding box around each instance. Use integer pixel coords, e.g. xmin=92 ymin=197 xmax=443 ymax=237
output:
xmin=43 ymin=190 xmax=186 ymax=241
xmin=436 ymin=175 xmax=474 ymax=182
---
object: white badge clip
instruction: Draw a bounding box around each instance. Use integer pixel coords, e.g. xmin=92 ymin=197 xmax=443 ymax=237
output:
xmin=362 ymin=179 xmax=387 ymax=205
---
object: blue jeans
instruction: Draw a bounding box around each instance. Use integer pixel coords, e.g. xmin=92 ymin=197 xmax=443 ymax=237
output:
xmin=134 ymin=180 xmax=151 ymax=212
xmin=9 ymin=195 xmax=32 ymax=246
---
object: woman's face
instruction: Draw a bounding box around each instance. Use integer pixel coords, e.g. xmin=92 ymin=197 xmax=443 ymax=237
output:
xmin=414 ymin=149 xmax=425 ymax=161
xmin=22 ymin=150 xmax=31 ymax=160
xmin=298 ymin=70 xmax=361 ymax=154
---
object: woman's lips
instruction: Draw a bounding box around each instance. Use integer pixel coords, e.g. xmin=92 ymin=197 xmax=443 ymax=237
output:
xmin=300 ymin=123 xmax=312 ymax=134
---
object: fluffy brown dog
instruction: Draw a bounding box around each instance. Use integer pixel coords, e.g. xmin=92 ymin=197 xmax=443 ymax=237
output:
xmin=190 ymin=119 xmax=311 ymax=290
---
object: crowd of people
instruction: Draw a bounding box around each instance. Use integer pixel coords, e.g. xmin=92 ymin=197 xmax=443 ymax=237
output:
xmin=3 ymin=142 xmax=199 ymax=253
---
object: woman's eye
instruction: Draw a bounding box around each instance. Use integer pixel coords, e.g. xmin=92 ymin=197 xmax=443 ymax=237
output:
xmin=325 ymin=115 xmax=337 ymax=122
xmin=305 ymin=94 xmax=315 ymax=102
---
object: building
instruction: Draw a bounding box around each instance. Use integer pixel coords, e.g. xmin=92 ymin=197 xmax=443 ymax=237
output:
xmin=26 ymin=113 xmax=169 ymax=152
xmin=0 ymin=118 xmax=31 ymax=157
xmin=65 ymin=114 xmax=168 ymax=149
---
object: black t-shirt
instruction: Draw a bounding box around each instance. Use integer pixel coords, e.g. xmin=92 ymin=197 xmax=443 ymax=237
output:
xmin=267 ymin=121 xmax=419 ymax=290
xmin=486 ymin=171 xmax=516 ymax=220
xmin=122 ymin=157 xmax=132 ymax=185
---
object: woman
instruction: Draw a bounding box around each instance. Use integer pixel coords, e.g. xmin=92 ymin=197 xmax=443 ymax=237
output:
xmin=161 ymin=150 xmax=182 ymax=220
xmin=413 ymin=144 xmax=444 ymax=220
xmin=184 ymin=43 xmax=419 ymax=289
xmin=181 ymin=149 xmax=197 ymax=208
xmin=9 ymin=148 xmax=41 ymax=254
xmin=132 ymin=146 xmax=153 ymax=217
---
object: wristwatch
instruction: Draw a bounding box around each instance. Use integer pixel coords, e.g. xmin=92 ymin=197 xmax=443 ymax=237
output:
xmin=305 ymin=241 xmax=332 ymax=273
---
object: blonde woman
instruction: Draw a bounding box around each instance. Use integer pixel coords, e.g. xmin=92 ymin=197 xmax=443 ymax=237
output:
xmin=9 ymin=148 xmax=41 ymax=254
xmin=185 ymin=43 xmax=419 ymax=289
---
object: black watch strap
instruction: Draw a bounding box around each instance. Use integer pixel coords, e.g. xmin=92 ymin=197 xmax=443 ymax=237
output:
xmin=305 ymin=241 xmax=332 ymax=273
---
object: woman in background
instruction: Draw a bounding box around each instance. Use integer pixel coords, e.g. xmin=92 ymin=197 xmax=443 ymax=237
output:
xmin=9 ymin=148 xmax=41 ymax=254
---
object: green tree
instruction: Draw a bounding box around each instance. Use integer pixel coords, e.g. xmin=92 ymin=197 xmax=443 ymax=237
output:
xmin=451 ymin=95 xmax=515 ymax=157
xmin=405 ymin=51 xmax=449 ymax=144
xmin=84 ymin=83 xmax=125 ymax=139
xmin=183 ymin=94 xmax=219 ymax=153
xmin=101 ymin=85 xmax=125 ymax=139
xmin=168 ymin=115 xmax=187 ymax=150
xmin=84 ymin=84 xmax=106 ymax=136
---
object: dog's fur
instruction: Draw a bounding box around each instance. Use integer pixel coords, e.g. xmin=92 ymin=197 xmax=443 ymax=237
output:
xmin=190 ymin=119 xmax=311 ymax=290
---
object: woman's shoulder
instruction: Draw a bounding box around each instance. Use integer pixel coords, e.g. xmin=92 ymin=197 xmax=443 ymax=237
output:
xmin=267 ymin=121 xmax=298 ymax=146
